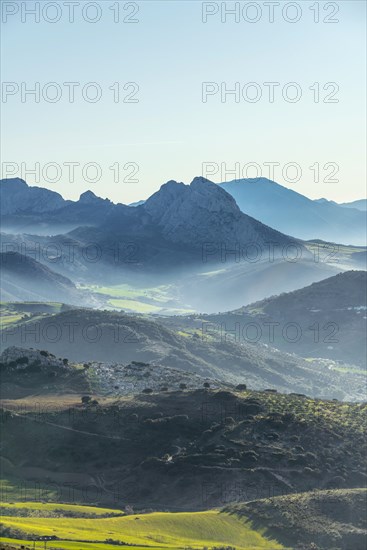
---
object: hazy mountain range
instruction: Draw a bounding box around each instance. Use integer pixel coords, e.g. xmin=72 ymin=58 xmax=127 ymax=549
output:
xmin=1 ymin=177 xmax=365 ymax=246
xmin=0 ymin=176 xmax=365 ymax=312
xmin=316 ymin=197 xmax=367 ymax=211
xmin=219 ymin=178 xmax=366 ymax=245
xmin=0 ymin=175 xmax=366 ymax=548
xmin=0 ymin=251 xmax=89 ymax=304
xmin=1 ymin=177 xmax=304 ymax=275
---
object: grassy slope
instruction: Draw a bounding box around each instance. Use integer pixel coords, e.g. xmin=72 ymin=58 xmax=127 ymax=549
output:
xmin=227 ymin=488 xmax=367 ymax=550
xmin=1 ymin=306 xmax=366 ymax=400
xmin=0 ymin=502 xmax=122 ymax=517
xmin=1 ymin=390 xmax=366 ymax=511
xmin=0 ymin=506 xmax=285 ymax=549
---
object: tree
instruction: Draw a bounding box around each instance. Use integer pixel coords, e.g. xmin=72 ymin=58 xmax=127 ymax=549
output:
xmin=236 ymin=384 xmax=247 ymax=391
xmin=81 ymin=395 xmax=91 ymax=405
xmin=203 ymin=382 xmax=210 ymax=389
xmin=142 ymin=388 xmax=153 ymax=394
xmin=179 ymin=383 xmax=187 ymax=390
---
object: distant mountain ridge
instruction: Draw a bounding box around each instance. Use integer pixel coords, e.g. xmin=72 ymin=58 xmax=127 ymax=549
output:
xmin=0 ymin=178 xmax=66 ymax=214
xmin=0 ymin=251 xmax=81 ymax=303
xmin=1 ymin=177 xmax=303 ymax=272
xmin=219 ymin=177 xmax=366 ymax=245
xmin=69 ymin=176 xmax=307 ymax=271
xmin=0 ymin=178 xmax=114 ymax=214
xmin=1 ymin=176 xmax=365 ymax=245
xmin=0 ymin=178 xmax=119 ymax=233
xmin=202 ymin=270 xmax=367 ymax=366
xmin=339 ymin=198 xmax=367 ymax=211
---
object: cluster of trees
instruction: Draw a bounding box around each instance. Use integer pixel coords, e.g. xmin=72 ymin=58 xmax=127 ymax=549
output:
xmin=141 ymin=382 xmax=248 ymax=394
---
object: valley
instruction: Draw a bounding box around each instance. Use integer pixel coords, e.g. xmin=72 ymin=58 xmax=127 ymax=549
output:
xmin=0 ymin=177 xmax=366 ymax=550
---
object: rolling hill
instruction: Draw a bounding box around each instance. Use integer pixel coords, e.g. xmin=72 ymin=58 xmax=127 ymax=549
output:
xmin=0 ymin=307 xmax=365 ymax=400
xmin=0 ymin=252 xmax=81 ymax=304
xmin=195 ymin=271 xmax=367 ymax=366
xmin=0 ymin=504 xmax=285 ymax=549
xmin=227 ymin=488 xmax=367 ymax=550
xmin=0 ymin=382 xmax=365 ymax=511
xmin=1 ymin=490 xmax=365 ymax=549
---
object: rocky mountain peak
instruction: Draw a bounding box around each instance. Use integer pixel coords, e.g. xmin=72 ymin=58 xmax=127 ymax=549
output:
xmin=79 ymin=190 xmax=100 ymax=203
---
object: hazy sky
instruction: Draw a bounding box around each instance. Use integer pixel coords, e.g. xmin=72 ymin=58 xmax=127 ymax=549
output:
xmin=1 ymin=0 xmax=366 ymax=203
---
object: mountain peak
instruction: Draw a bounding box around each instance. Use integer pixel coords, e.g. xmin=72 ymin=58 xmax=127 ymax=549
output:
xmin=190 ymin=176 xmax=215 ymax=188
xmin=79 ymin=190 xmax=99 ymax=203
xmin=0 ymin=177 xmax=28 ymax=189
xmin=79 ymin=190 xmax=111 ymax=205
xmin=159 ymin=180 xmax=186 ymax=192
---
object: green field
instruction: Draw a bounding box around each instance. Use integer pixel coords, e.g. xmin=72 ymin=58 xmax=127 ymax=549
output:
xmin=86 ymin=284 xmax=195 ymax=314
xmin=0 ymin=502 xmax=122 ymax=517
xmin=0 ymin=313 xmax=24 ymax=327
xmin=0 ymin=303 xmax=66 ymax=330
xmin=0 ymin=503 xmax=286 ymax=550
xmin=108 ymin=298 xmax=162 ymax=313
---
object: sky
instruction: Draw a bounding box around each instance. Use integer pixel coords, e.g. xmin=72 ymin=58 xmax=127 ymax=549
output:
xmin=1 ymin=0 xmax=366 ymax=204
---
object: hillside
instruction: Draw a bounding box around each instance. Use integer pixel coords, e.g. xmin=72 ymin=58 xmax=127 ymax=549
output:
xmin=0 ymin=347 xmax=92 ymax=399
xmin=227 ymin=488 xmax=367 ymax=550
xmin=0 ymin=346 xmax=227 ymax=400
xmin=197 ymin=271 xmax=367 ymax=366
xmin=219 ymin=178 xmax=366 ymax=245
xmin=0 ymin=387 xmax=365 ymax=511
xmin=0 ymin=252 xmax=80 ymax=304
xmin=339 ymin=199 xmax=367 ymax=211
xmin=0 ymin=505 xmax=284 ymax=550
xmin=0 ymin=308 xmax=365 ymax=400
xmin=1 ymin=491 xmax=365 ymax=549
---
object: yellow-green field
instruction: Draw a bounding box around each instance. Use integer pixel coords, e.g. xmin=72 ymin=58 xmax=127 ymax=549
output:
xmin=0 ymin=502 xmax=122 ymax=517
xmin=86 ymin=284 xmax=195 ymax=314
xmin=0 ymin=302 xmax=65 ymax=329
xmin=0 ymin=539 xmax=165 ymax=550
xmin=0 ymin=502 xmax=286 ymax=550
xmin=0 ymin=540 xmax=186 ymax=550
xmin=108 ymin=298 xmax=162 ymax=313
xmin=0 ymin=313 xmax=24 ymax=327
